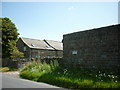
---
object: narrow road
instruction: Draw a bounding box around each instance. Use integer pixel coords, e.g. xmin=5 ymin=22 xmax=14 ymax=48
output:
xmin=2 ymin=73 xmax=64 ymax=89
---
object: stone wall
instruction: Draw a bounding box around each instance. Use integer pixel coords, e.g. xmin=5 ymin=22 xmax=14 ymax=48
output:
xmin=31 ymin=49 xmax=63 ymax=59
xmin=63 ymin=24 xmax=120 ymax=70
xmin=17 ymin=38 xmax=63 ymax=60
xmin=17 ymin=38 xmax=31 ymax=59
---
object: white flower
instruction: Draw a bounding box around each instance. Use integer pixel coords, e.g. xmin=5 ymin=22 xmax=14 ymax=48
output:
xmin=112 ymin=75 xmax=115 ymax=78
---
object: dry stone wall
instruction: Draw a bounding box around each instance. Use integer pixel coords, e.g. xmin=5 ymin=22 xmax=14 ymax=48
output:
xmin=63 ymin=24 xmax=120 ymax=70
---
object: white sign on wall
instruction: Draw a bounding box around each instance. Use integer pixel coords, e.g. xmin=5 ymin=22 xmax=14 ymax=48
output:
xmin=72 ymin=50 xmax=78 ymax=55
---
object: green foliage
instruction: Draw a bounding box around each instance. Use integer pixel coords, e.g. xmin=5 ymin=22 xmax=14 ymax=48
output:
xmin=20 ymin=61 xmax=120 ymax=89
xmin=10 ymin=44 xmax=24 ymax=59
xmin=20 ymin=61 xmax=57 ymax=81
xmin=0 ymin=17 xmax=23 ymax=59
xmin=37 ymin=68 xmax=120 ymax=88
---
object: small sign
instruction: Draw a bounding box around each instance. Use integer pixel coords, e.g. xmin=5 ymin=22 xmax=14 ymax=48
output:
xmin=72 ymin=50 xmax=78 ymax=55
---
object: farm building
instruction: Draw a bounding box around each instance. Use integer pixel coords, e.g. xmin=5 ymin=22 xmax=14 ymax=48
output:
xmin=17 ymin=37 xmax=63 ymax=60
xmin=63 ymin=24 xmax=120 ymax=70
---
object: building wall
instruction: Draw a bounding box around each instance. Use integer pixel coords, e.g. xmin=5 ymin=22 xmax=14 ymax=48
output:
xmin=63 ymin=24 xmax=120 ymax=70
xmin=31 ymin=49 xmax=63 ymax=59
xmin=17 ymin=38 xmax=31 ymax=59
xmin=17 ymin=38 xmax=63 ymax=60
xmin=57 ymin=50 xmax=63 ymax=58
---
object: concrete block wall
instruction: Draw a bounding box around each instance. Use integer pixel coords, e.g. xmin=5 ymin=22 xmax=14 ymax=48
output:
xmin=63 ymin=24 xmax=120 ymax=70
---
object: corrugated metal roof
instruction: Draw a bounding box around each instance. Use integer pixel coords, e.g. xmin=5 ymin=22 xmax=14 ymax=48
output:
xmin=20 ymin=37 xmax=63 ymax=50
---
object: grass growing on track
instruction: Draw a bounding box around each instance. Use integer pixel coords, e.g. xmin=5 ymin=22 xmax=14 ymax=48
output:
xmin=20 ymin=61 xmax=120 ymax=89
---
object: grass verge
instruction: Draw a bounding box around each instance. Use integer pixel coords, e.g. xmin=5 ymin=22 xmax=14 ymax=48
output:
xmin=20 ymin=61 xmax=120 ymax=89
xmin=0 ymin=67 xmax=18 ymax=72
xmin=0 ymin=67 xmax=10 ymax=72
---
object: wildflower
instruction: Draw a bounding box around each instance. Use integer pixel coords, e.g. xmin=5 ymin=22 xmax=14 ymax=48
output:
xmin=99 ymin=71 xmax=100 ymax=73
xmin=99 ymin=74 xmax=102 ymax=76
xmin=108 ymin=75 xmax=111 ymax=77
xmin=103 ymin=73 xmax=106 ymax=76
xmin=95 ymin=75 xmax=97 ymax=77
xmin=63 ymin=69 xmax=67 ymax=74
xmin=111 ymin=75 xmax=115 ymax=78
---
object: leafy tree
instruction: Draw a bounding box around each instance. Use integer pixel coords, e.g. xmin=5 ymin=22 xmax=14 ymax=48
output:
xmin=0 ymin=17 xmax=23 ymax=59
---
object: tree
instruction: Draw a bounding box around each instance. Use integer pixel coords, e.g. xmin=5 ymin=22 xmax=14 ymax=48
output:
xmin=0 ymin=17 xmax=23 ymax=59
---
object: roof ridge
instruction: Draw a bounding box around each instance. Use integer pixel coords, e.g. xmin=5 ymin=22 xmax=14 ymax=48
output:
xmin=20 ymin=37 xmax=32 ymax=48
xmin=45 ymin=39 xmax=62 ymax=43
xmin=21 ymin=37 xmax=43 ymax=41
xmin=43 ymin=39 xmax=56 ymax=50
xmin=20 ymin=37 xmax=62 ymax=42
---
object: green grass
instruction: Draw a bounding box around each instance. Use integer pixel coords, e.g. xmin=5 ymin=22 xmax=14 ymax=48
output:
xmin=0 ymin=67 xmax=10 ymax=72
xmin=0 ymin=67 xmax=18 ymax=72
xmin=20 ymin=61 xmax=120 ymax=89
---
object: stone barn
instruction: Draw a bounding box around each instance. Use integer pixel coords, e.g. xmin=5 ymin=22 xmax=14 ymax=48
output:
xmin=63 ymin=24 xmax=120 ymax=70
xmin=17 ymin=37 xmax=63 ymax=60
